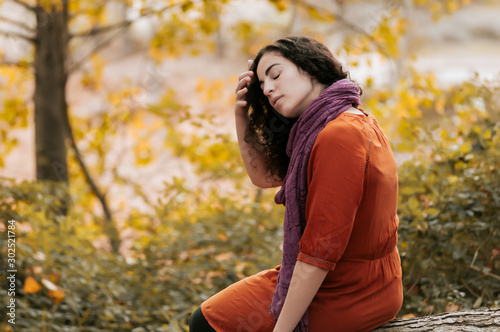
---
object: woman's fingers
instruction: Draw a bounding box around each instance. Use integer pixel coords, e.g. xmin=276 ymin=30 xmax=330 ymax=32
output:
xmin=235 ymin=99 xmax=247 ymax=107
xmin=235 ymin=81 xmax=249 ymax=110
xmin=235 ymin=88 xmax=248 ymax=110
xmin=235 ymin=60 xmax=254 ymax=110
xmin=235 ymin=84 xmax=248 ymax=97
xmin=237 ymin=70 xmax=253 ymax=82
xmin=235 ymin=72 xmax=252 ymax=104
xmin=236 ymin=75 xmax=251 ymax=92
xmin=235 ymin=86 xmax=249 ymax=105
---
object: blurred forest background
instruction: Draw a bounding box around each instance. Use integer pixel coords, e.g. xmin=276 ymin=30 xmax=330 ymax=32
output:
xmin=0 ymin=0 xmax=499 ymax=331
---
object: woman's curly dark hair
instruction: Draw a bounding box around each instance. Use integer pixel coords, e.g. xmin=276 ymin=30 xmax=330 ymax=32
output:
xmin=246 ymin=36 xmax=356 ymax=181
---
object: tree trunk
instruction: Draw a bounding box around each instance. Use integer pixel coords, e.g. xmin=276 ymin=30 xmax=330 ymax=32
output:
xmin=34 ymin=4 xmax=69 ymax=183
xmin=375 ymin=308 xmax=500 ymax=331
xmin=32 ymin=2 xmax=120 ymax=252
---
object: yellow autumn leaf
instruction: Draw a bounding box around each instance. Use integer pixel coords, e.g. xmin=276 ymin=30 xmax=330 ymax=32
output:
xmin=271 ymin=0 xmax=288 ymax=11
xmin=408 ymin=196 xmax=420 ymax=211
xmin=435 ymin=98 xmax=445 ymax=114
xmin=48 ymin=290 xmax=65 ymax=304
xmin=400 ymin=186 xmax=416 ymax=195
xmin=460 ymin=142 xmax=471 ymax=154
xmin=472 ymin=125 xmax=482 ymax=134
xmin=23 ymin=276 xmax=42 ymax=294
xmin=424 ymin=208 xmax=440 ymax=216
xmin=448 ymin=175 xmax=458 ymax=184
xmin=446 ymin=0 xmax=460 ymax=13
xmin=401 ymin=313 xmax=416 ymax=319
xmin=68 ymin=0 xmax=80 ymax=13
xmin=217 ymin=231 xmax=229 ymax=241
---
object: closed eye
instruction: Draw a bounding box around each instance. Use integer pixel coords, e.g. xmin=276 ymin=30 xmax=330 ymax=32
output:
xmin=273 ymin=74 xmax=280 ymax=80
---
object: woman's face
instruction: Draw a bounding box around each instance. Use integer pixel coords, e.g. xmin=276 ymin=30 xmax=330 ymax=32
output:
xmin=256 ymin=52 xmax=325 ymax=118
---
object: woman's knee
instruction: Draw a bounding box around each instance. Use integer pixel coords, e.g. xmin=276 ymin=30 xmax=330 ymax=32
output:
xmin=189 ymin=306 xmax=216 ymax=332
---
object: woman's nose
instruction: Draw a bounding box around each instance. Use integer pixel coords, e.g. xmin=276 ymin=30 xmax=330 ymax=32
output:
xmin=263 ymin=81 xmax=274 ymax=96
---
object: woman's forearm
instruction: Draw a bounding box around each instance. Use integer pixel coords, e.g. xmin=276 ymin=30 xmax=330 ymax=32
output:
xmin=234 ymin=61 xmax=280 ymax=188
xmin=235 ymin=111 xmax=279 ymax=188
xmin=273 ymin=261 xmax=328 ymax=332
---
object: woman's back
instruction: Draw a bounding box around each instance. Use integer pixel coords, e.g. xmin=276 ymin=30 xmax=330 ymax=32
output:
xmin=301 ymin=112 xmax=402 ymax=331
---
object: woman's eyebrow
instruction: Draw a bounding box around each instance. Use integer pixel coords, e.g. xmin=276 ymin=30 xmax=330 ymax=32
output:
xmin=259 ymin=63 xmax=281 ymax=84
xmin=265 ymin=63 xmax=280 ymax=76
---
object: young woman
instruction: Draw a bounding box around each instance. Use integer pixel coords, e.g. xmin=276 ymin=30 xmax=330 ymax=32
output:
xmin=189 ymin=36 xmax=403 ymax=332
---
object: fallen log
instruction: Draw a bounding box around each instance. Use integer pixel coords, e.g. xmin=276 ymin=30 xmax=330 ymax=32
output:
xmin=375 ymin=308 xmax=500 ymax=331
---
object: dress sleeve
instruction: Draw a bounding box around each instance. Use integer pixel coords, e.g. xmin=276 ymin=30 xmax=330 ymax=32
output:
xmin=298 ymin=120 xmax=368 ymax=270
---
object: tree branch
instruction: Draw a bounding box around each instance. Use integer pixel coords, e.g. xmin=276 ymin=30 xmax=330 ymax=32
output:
xmin=70 ymin=20 xmax=133 ymax=39
xmin=139 ymin=2 xmax=187 ymax=17
xmin=0 ymin=15 xmax=34 ymax=33
xmin=69 ymin=1 xmax=186 ymax=39
xmin=62 ymin=111 xmax=120 ymax=253
xmin=0 ymin=29 xmax=35 ymax=42
xmin=469 ymin=264 xmax=500 ymax=282
xmin=295 ymin=0 xmax=366 ymax=34
xmin=67 ymin=23 xmax=131 ymax=74
xmin=8 ymin=0 xmax=36 ymax=12
xmin=67 ymin=1 xmax=197 ymax=73
xmin=296 ymin=0 xmax=391 ymax=57
xmin=468 ymin=235 xmax=500 ymax=281
xmin=0 ymin=60 xmax=32 ymax=68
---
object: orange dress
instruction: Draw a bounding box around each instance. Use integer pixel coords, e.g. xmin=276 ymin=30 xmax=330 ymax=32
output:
xmin=201 ymin=112 xmax=403 ymax=332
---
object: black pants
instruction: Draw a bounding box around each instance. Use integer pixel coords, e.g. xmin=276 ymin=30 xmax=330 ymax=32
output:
xmin=189 ymin=306 xmax=216 ymax=332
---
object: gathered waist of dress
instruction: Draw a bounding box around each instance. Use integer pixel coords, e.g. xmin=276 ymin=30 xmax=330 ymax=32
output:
xmin=340 ymin=246 xmax=400 ymax=263
xmin=322 ymin=247 xmax=401 ymax=285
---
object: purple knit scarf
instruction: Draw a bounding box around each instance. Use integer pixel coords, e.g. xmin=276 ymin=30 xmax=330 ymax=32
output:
xmin=270 ymin=78 xmax=360 ymax=331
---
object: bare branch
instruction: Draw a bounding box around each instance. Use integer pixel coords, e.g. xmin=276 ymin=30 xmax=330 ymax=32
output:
xmin=69 ymin=1 xmax=185 ymax=39
xmin=469 ymin=264 xmax=500 ymax=281
xmin=67 ymin=23 xmax=131 ymax=74
xmin=67 ymin=1 xmax=192 ymax=73
xmin=461 ymin=278 xmax=482 ymax=299
xmin=296 ymin=0 xmax=391 ymax=57
xmin=61 ymin=107 xmax=120 ymax=253
xmin=9 ymin=0 xmax=36 ymax=12
xmin=0 ymin=29 xmax=35 ymax=42
xmin=70 ymin=20 xmax=132 ymax=39
xmin=0 ymin=60 xmax=32 ymax=68
xmin=0 ymin=15 xmax=34 ymax=33
xmin=468 ymin=235 xmax=500 ymax=281
xmin=139 ymin=2 xmax=186 ymax=17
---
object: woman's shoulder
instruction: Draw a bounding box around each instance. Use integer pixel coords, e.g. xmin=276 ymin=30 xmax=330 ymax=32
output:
xmin=310 ymin=112 xmax=371 ymax=165
xmin=316 ymin=112 xmax=369 ymax=144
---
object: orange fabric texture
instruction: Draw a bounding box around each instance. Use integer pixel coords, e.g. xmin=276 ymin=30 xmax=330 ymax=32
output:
xmin=201 ymin=113 xmax=403 ymax=332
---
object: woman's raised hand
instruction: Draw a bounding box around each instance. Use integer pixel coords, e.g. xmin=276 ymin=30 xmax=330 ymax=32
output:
xmin=235 ymin=59 xmax=254 ymax=115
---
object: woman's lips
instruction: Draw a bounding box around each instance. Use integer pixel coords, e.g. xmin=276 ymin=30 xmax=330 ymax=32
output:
xmin=272 ymin=96 xmax=282 ymax=108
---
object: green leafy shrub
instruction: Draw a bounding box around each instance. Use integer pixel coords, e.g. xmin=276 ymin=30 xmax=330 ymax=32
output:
xmin=397 ymin=81 xmax=500 ymax=315
xmin=0 ymin=178 xmax=283 ymax=331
